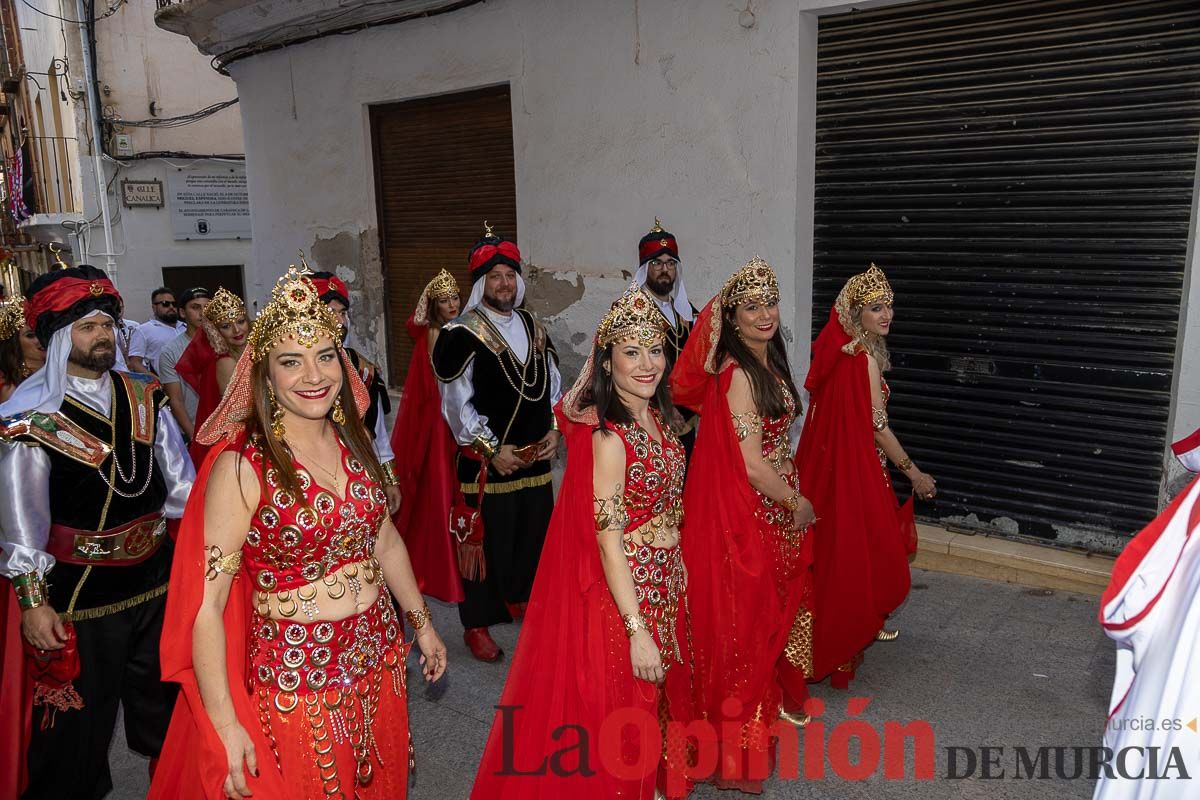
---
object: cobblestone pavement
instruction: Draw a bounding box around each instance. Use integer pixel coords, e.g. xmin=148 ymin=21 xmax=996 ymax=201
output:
xmin=109 ymin=568 xmax=1113 ymax=799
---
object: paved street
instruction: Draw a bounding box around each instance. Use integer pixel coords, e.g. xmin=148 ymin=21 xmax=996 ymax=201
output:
xmin=111 ymin=568 xmax=1113 ymax=799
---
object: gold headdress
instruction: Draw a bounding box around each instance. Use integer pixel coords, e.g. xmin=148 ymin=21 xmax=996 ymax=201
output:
xmin=721 ymin=256 xmax=780 ymax=308
xmin=648 ymin=217 xmax=665 ymax=234
xmin=246 ymin=267 xmax=343 ymax=362
xmin=0 ymin=296 xmax=24 ymax=341
xmin=840 ymin=263 xmax=894 ymax=309
xmin=561 ymin=282 xmax=670 ymax=424
xmin=412 ymin=269 xmax=461 ymax=326
xmin=835 ymin=262 xmax=895 ymax=357
xmin=203 ymin=287 xmax=247 ymax=325
xmin=597 ymin=283 xmax=668 ymax=348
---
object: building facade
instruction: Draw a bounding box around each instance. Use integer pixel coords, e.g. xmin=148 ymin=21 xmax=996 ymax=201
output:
xmin=0 ymin=0 xmax=249 ymax=319
xmin=157 ymin=0 xmax=1200 ymax=553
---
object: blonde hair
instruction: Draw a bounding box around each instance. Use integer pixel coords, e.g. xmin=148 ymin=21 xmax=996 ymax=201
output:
xmin=850 ymin=306 xmax=892 ymax=372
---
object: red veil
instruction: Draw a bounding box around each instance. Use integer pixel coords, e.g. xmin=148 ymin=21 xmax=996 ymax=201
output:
xmin=174 ymin=325 xmax=227 ymax=467
xmin=389 ymin=315 xmax=462 ymax=603
xmin=471 ymin=397 xmax=691 ymax=798
xmin=799 ymin=307 xmax=915 ymax=681
xmin=670 ymin=296 xmax=810 ymax=783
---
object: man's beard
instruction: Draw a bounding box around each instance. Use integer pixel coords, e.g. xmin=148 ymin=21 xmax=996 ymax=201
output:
xmin=68 ymin=343 xmax=116 ymax=372
xmin=158 ymin=311 xmax=180 ymax=325
xmin=483 ymin=291 xmax=515 ymax=313
xmin=645 ymin=272 xmax=675 ymax=298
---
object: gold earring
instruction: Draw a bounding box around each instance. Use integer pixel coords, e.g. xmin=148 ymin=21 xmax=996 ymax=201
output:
xmin=331 ymin=397 xmax=346 ymax=425
xmin=268 ymin=386 xmax=286 ymax=439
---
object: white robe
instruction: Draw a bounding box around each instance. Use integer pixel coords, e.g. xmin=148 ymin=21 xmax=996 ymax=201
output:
xmin=1094 ymin=476 xmax=1200 ymax=798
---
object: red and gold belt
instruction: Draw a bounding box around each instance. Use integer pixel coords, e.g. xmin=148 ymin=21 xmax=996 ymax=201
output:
xmin=48 ymin=512 xmax=167 ymax=565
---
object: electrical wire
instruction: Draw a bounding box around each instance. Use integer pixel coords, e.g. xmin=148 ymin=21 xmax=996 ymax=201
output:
xmin=18 ymin=0 xmax=124 ymax=25
xmin=109 ymin=98 xmax=238 ymax=129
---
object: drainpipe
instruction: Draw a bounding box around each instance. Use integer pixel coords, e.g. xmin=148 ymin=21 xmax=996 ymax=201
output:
xmin=74 ymin=0 xmax=118 ymax=288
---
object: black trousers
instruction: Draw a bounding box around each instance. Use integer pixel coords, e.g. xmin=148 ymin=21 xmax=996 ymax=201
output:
xmin=22 ymin=593 xmax=176 ymax=800
xmin=458 ymin=481 xmax=555 ymax=628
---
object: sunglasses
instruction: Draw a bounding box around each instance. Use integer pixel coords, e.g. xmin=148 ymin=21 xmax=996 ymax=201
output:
xmin=154 ymin=300 xmax=176 ymax=307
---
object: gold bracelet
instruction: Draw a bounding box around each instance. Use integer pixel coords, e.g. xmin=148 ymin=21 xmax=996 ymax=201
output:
xmin=895 ymin=457 xmax=914 ymax=471
xmin=782 ymin=492 xmax=801 ymax=512
xmin=380 ymin=459 xmax=399 ymax=487
xmin=551 ymin=414 xmax=560 ymax=432
xmin=622 ymin=612 xmax=647 ymax=638
xmin=12 ymin=570 xmax=48 ymax=610
xmin=471 ymin=435 xmax=498 ymax=461
xmin=405 ymin=604 xmax=433 ymax=631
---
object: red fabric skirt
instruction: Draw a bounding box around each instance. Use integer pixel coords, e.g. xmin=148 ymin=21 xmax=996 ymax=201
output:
xmin=249 ymin=593 xmax=411 ymax=798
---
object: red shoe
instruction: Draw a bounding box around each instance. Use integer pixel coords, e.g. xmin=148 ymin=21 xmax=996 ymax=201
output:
xmin=464 ymin=627 xmax=503 ymax=662
xmin=505 ymin=601 xmax=527 ymax=621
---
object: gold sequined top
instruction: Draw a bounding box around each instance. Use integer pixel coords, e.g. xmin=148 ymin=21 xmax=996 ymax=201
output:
xmin=614 ymin=410 xmax=685 ymax=546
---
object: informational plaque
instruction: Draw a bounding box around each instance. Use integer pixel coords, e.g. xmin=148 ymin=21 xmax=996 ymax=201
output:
xmin=168 ymin=167 xmax=252 ymax=241
xmin=120 ymin=179 xmax=163 ymax=209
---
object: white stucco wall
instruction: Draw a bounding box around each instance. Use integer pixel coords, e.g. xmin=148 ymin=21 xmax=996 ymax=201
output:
xmin=95 ymin=3 xmax=243 ymax=156
xmin=85 ymin=158 xmax=250 ymax=322
xmin=7 ymin=3 xmax=250 ymax=318
xmin=226 ymin=0 xmax=808 ymax=379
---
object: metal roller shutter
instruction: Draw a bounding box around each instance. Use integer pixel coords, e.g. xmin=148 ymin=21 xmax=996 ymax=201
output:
xmin=371 ymin=84 xmax=518 ymax=385
xmin=814 ymin=0 xmax=1200 ymax=552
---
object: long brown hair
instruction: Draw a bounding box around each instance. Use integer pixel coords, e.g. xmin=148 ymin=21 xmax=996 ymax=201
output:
xmin=0 ymin=333 xmax=23 ymax=387
xmin=716 ymin=306 xmax=800 ymax=419
xmin=238 ymin=347 xmax=386 ymax=502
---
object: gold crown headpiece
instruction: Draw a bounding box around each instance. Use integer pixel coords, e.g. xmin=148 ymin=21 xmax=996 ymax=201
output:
xmin=247 ymin=267 xmax=342 ymax=361
xmin=203 ymin=287 xmax=247 ymax=325
xmin=597 ymin=283 xmax=668 ymax=347
xmin=0 ymin=296 xmax=24 ymax=341
xmin=843 ymin=263 xmax=894 ymax=308
xmin=426 ymin=269 xmax=459 ymax=301
xmin=721 ymin=256 xmax=780 ymax=308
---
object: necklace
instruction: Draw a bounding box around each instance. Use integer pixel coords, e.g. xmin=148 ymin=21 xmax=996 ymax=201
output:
xmin=288 ymin=437 xmax=344 ymax=495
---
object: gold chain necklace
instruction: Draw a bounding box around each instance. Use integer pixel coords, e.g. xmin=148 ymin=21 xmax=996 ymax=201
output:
xmin=288 ymin=437 xmax=343 ymax=493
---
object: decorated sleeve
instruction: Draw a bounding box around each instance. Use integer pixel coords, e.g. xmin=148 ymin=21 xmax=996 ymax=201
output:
xmin=0 ymin=442 xmax=55 ymax=579
xmin=431 ymin=325 xmax=477 ymax=383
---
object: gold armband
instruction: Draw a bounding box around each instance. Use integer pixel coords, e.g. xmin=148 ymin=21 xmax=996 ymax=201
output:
xmin=731 ymin=411 xmax=762 ymax=442
xmin=471 ymin=434 xmax=499 ymax=461
xmin=205 ymin=545 xmax=243 ymax=581
xmin=405 ymin=604 xmax=433 ymax=631
xmin=872 ymin=407 xmax=889 ymax=432
xmin=623 ymin=612 xmax=648 ymax=638
xmin=594 ymin=485 xmax=629 ymax=532
xmin=380 ymin=459 xmax=399 ymax=487
xmin=895 ymin=456 xmax=914 ymax=472
xmin=12 ymin=570 xmax=47 ymax=610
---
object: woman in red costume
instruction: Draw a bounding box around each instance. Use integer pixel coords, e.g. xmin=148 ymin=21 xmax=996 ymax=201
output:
xmin=176 ymin=287 xmax=250 ymax=465
xmin=0 ymin=296 xmax=45 ymax=402
xmin=472 ymin=283 xmax=691 ymax=799
xmin=671 ymin=257 xmax=817 ymax=792
xmin=389 ymin=269 xmax=464 ymax=603
xmin=149 ymin=267 xmax=448 ymax=800
xmin=798 ymin=263 xmax=932 ymax=689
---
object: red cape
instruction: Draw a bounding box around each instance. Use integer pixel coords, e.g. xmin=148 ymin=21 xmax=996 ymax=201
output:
xmin=389 ymin=318 xmax=463 ymax=603
xmin=674 ymin=362 xmax=810 ymax=746
xmin=0 ymin=584 xmax=31 ymax=798
xmin=471 ymin=406 xmax=690 ymax=797
xmin=799 ymin=307 xmax=915 ymax=680
xmin=149 ymin=440 xmax=289 ymax=799
xmin=175 ymin=332 xmax=226 ymax=467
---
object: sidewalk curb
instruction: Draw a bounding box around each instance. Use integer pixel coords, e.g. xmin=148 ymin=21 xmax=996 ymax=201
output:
xmin=913 ymin=524 xmax=1114 ymax=596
